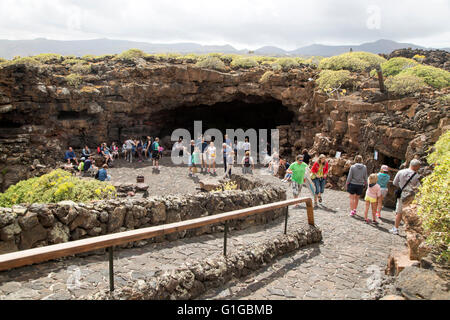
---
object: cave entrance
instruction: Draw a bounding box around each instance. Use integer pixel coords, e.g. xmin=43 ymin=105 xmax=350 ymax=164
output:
xmin=147 ymin=98 xmax=295 ymax=151
xmin=379 ymin=153 xmax=403 ymax=170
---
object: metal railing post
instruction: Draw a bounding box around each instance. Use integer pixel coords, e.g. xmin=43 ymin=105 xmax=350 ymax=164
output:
xmin=284 ymin=207 xmax=289 ymax=235
xmin=108 ymin=246 xmax=114 ymax=292
xmin=224 ymin=221 xmax=229 ymax=257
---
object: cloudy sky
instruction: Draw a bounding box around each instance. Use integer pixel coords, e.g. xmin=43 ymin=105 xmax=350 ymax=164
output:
xmin=0 ymin=0 xmax=449 ymax=50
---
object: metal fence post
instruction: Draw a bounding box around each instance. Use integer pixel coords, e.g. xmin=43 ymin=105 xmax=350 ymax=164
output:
xmin=108 ymin=246 xmax=114 ymax=292
xmin=224 ymin=221 xmax=229 ymax=257
xmin=284 ymin=207 xmax=289 ymax=235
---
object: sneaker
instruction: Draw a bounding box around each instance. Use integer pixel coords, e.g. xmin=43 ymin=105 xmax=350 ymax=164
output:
xmin=389 ymin=228 xmax=399 ymax=235
xmin=376 ymin=212 xmax=381 ymax=218
xmin=350 ymin=210 xmax=356 ymax=217
xmin=365 ymin=219 xmax=371 ymax=224
xmin=372 ymin=220 xmax=379 ymax=225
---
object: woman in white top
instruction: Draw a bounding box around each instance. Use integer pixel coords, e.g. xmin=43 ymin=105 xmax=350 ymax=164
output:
xmin=207 ymin=142 xmax=217 ymax=174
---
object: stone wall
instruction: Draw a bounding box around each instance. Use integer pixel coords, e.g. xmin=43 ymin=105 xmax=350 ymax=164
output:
xmin=0 ymin=175 xmax=286 ymax=254
xmin=83 ymin=224 xmax=322 ymax=300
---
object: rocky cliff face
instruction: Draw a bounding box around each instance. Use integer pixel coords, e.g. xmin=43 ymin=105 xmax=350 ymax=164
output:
xmin=0 ymin=57 xmax=448 ymax=191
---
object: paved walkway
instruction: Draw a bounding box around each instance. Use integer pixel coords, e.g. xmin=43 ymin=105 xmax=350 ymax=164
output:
xmin=0 ymin=170 xmax=406 ymax=300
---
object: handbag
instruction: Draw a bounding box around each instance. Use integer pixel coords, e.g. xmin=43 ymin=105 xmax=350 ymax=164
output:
xmin=395 ymin=172 xmax=417 ymax=199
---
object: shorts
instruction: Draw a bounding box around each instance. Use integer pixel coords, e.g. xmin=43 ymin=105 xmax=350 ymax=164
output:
xmin=380 ymin=188 xmax=388 ymax=198
xmin=152 ymin=150 xmax=160 ymax=160
xmin=292 ymin=181 xmax=303 ymax=196
xmin=347 ymin=183 xmax=364 ymax=196
xmin=365 ymin=195 xmax=377 ymax=203
xmin=209 ymin=156 xmax=216 ymax=163
xmin=201 ymin=153 xmax=207 ymax=162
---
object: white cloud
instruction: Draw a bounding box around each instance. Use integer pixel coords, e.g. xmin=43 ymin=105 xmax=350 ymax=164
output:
xmin=0 ymin=0 xmax=449 ymax=49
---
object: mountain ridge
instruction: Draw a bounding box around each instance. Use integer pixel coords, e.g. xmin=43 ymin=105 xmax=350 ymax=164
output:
xmin=0 ymin=38 xmax=448 ymax=59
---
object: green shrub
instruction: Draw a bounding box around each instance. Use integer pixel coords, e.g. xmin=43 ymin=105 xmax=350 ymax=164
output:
xmin=63 ymin=58 xmax=84 ymax=66
xmin=380 ymin=57 xmax=419 ymax=77
xmin=401 ymin=65 xmax=450 ymax=89
xmin=276 ymin=58 xmax=299 ymax=71
xmin=317 ymin=70 xmax=352 ymax=92
xmin=231 ymin=57 xmax=258 ymax=69
xmin=438 ymin=94 xmax=450 ymax=106
xmin=0 ymin=169 xmax=116 ymax=207
xmin=385 ymin=74 xmax=428 ymax=96
xmin=259 ymin=71 xmax=275 ymax=84
xmin=82 ymin=54 xmax=96 ymax=62
xmin=220 ymin=54 xmax=240 ymax=64
xmin=254 ymin=56 xmax=277 ymax=64
xmin=94 ymin=54 xmax=116 ymax=61
xmin=65 ymin=73 xmax=83 ymax=87
xmin=416 ymin=131 xmax=450 ymax=262
xmin=195 ymin=56 xmax=227 ymax=71
xmin=1 ymin=56 xmax=41 ymax=67
xmin=115 ymin=49 xmax=147 ymax=61
xmin=0 ymin=58 xmax=6 ymax=64
xmin=271 ymin=63 xmax=282 ymax=72
xmin=319 ymin=51 xmax=386 ymax=72
xmin=33 ymin=53 xmax=63 ymax=63
xmin=71 ymin=63 xmax=92 ymax=74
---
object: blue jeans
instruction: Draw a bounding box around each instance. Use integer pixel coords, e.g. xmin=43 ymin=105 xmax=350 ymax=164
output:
xmin=313 ymin=178 xmax=326 ymax=194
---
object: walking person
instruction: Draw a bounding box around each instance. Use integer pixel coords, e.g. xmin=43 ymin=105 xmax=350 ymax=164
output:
xmin=347 ymin=155 xmax=368 ymax=217
xmin=151 ymin=138 xmax=161 ymax=171
xmin=363 ymin=174 xmax=382 ymax=224
xmin=288 ymin=155 xmax=308 ymax=209
xmin=390 ymin=159 xmax=421 ymax=235
xmin=207 ymin=141 xmax=217 ymax=175
xmin=241 ymin=151 xmax=255 ymax=174
xmin=311 ymin=154 xmax=329 ymax=206
xmin=200 ymin=137 xmax=208 ymax=174
xmin=376 ymin=165 xmax=391 ymax=218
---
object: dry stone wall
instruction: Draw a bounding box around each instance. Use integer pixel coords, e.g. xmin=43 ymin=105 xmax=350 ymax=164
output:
xmin=0 ymin=175 xmax=286 ymax=254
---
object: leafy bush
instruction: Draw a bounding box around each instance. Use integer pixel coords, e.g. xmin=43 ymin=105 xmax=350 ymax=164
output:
xmin=82 ymin=54 xmax=96 ymax=62
xmin=195 ymin=56 xmax=227 ymax=71
xmin=438 ymin=94 xmax=450 ymax=106
xmin=63 ymin=58 xmax=84 ymax=66
xmin=116 ymin=49 xmax=147 ymax=61
xmin=0 ymin=169 xmax=116 ymax=207
xmin=33 ymin=53 xmax=63 ymax=63
xmin=276 ymin=58 xmax=299 ymax=71
xmin=254 ymin=56 xmax=277 ymax=64
xmin=413 ymin=54 xmax=426 ymax=63
xmin=416 ymin=131 xmax=450 ymax=262
xmin=211 ymin=181 xmax=238 ymax=193
xmin=1 ymin=56 xmax=41 ymax=67
xmin=380 ymin=57 xmax=419 ymax=77
xmin=65 ymin=73 xmax=83 ymax=87
xmin=0 ymin=58 xmax=6 ymax=64
xmin=220 ymin=54 xmax=240 ymax=65
xmin=400 ymin=65 xmax=450 ymax=89
xmin=319 ymin=51 xmax=386 ymax=72
xmin=259 ymin=71 xmax=275 ymax=84
xmin=385 ymin=74 xmax=428 ymax=96
xmin=71 ymin=63 xmax=92 ymax=74
xmin=230 ymin=57 xmax=258 ymax=69
xmin=317 ymin=70 xmax=352 ymax=92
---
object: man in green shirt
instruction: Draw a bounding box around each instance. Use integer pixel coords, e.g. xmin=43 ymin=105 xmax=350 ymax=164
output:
xmin=287 ymin=155 xmax=308 ymax=208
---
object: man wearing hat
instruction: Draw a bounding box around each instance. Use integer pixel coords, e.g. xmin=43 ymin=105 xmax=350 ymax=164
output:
xmin=376 ymin=165 xmax=390 ymax=218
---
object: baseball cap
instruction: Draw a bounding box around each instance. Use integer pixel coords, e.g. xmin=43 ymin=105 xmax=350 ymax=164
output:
xmin=381 ymin=165 xmax=389 ymax=172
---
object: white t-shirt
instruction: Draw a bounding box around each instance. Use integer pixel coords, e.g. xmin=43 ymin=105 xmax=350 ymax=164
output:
xmin=125 ymin=140 xmax=134 ymax=149
xmin=243 ymin=142 xmax=251 ymax=151
xmin=207 ymin=146 xmax=216 ymax=158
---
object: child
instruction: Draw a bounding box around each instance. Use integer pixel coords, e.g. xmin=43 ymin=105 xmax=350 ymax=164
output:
xmin=207 ymin=141 xmax=217 ymax=175
xmin=241 ymin=151 xmax=254 ymax=174
xmin=376 ymin=165 xmax=390 ymax=218
xmin=364 ymin=174 xmax=382 ymax=224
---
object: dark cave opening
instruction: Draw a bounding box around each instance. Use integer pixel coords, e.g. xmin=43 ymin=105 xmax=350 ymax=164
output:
xmin=118 ymin=98 xmax=295 ymax=150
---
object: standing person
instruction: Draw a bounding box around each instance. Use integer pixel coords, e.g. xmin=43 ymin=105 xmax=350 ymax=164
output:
xmin=173 ymin=138 xmax=184 ymax=159
xmin=145 ymin=136 xmax=153 ymax=160
xmin=137 ymin=139 xmax=144 ymax=162
xmin=311 ymin=154 xmax=329 ymax=205
xmin=222 ymin=143 xmax=230 ymax=175
xmin=200 ymin=137 xmax=208 ymax=174
xmin=151 ymin=138 xmax=161 ymax=171
xmin=364 ymin=174 xmax=382 ymax=224
xmin=224 ymin=150 xmax=234 ymax=179
xmin=241 ymin=151 xmax=255 ymax=174
xmin=376 ymin=165 xmax=391 ymax=218
xmin=224 ymin=134 xmax=232 ymax=147
xmin=288 ymin=155 xmax=308 ymax=209
xmin=302 ymin=149 xmax=312 ymax=166
xmin=243 ymin=137 xmax=251 ymax=154
xmin=347 ymin=155 xmax=368 ymax=217
xmin=390 ymin=160 xmax=421 ymax=235
xmin=124 ymin=138 xmax=135 ymax=163
xmin=207 ymin=141 xmax=217 ymax=175
xmin=188 ymin=140 xmax=197 ymax=177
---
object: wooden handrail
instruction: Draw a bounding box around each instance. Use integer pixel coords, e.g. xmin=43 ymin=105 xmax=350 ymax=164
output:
xmin=0 ymin=197 xmax=314 ymax=273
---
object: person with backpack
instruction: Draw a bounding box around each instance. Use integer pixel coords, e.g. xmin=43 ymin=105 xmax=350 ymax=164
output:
xmin=376 ymin=165 xmax=391 ymax=218
xmin=241 ymin=151 xmax=254 ymax=174
xmin=390 ymin=159 xmax=421 ymax=235
xmin=151 ymin=137 xmax=161 ymax=170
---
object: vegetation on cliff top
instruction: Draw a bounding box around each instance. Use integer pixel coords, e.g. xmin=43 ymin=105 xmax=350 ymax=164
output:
xmin=319 ymin=51 xmax=387 ymax=72
xmin=417 ymin=130 xmax=450 ymax=262
xmin=0 ymin=169 xmax=116 ymax=208
xmin=317 ymin=70 xmax=352 ymax=94
xmin=195 ymin=56 xmax=227 ymax=72
xmin=385 ymin=74 xmax=428 ymax=96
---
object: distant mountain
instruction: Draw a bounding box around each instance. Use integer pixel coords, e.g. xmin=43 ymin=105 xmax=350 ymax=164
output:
xmin=289 ymin=39 xmax=427 ymax=56
xmin=0 ymin=38 xmax=447 ymax=59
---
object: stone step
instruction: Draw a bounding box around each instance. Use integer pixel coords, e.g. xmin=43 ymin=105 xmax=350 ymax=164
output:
xmin=385 ymin=250 xmax=420 ymax=276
